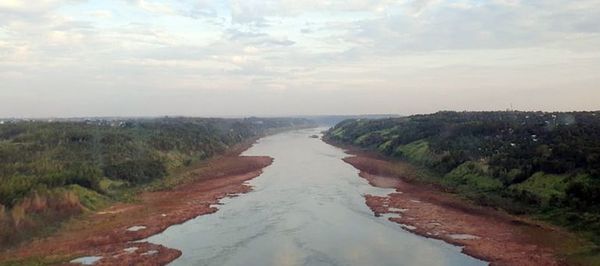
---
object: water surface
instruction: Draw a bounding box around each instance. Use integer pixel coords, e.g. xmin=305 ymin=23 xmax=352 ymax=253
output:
xmin=147 ymin=128 xmax=486 ymax=266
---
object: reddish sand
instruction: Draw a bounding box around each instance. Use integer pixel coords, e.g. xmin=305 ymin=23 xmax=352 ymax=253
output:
xmin=0 ymin=144 xmax=273 ymax=265
xmin=343 ymin=154 xmax=586 ymax=266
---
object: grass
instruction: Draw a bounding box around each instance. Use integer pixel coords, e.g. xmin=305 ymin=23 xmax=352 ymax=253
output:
xmin=353 ymin=133 xmax=373 ymax=145
xmin=330 ymin=127 xmax=346 ymax=138
xmin=377 ymin=140 xmax=393 ymax=152
xmin=97 ymin=178 xmax=124 ymax=192
xmin=394 ymin=140 xmax=436 ymax=164
xmin=444 ymin=161 xmax=503 ymax=192
xmin=66 ymin=185 xmax=110 ymax=211
xmin=510 ymin=172 xmax=569 ymax=204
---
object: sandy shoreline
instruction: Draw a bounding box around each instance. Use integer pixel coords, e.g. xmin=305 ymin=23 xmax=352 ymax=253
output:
xmin=0 ymin=141 xmax=273 ymax=265
xmin=340 ymin=150 xmax=587 ymax=266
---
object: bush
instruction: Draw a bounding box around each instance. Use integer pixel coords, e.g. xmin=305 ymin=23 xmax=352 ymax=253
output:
xmin=104 ymin=159 xmax=167 ymax=184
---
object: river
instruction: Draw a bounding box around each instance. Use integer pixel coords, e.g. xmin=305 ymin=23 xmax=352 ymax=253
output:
xmin=146 ymin=128 xmax=487 ymax=266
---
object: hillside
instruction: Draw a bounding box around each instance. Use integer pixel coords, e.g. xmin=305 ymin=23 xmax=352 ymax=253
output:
xmin=0 ymin=117 xmax=314 ymax=248
xmin=325 ymin=111 xmax=600 ymax=243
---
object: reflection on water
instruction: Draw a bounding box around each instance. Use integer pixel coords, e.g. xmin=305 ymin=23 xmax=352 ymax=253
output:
xmin=146 ymin=128 xmax=487 ymax=266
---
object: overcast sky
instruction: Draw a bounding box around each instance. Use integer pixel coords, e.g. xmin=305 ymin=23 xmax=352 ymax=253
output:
xmin=1 ymin=0 xmax=600 ymax=117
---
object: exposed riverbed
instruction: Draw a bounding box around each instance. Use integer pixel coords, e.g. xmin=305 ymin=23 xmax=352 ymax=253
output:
xmin=146 ymin=128 xmax=486 ymax=266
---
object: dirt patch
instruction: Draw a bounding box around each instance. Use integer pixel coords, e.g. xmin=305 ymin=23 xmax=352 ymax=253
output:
xmin=344 ymin=154 xmax=586 ymax=266
xmin=0 ymin=149 xmax=273 ymax=265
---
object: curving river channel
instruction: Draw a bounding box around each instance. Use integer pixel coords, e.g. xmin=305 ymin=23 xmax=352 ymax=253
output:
xmin=146 ymin=128 xmax=487 ymax=266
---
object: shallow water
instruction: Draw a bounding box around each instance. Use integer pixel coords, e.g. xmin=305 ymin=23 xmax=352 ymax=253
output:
xmin=127 ymin=225 xmax=147 ymax=232
xmin=146 ymin=128 xmax=487 ymax=266
xmin=70 ymin=256 xmax=103 ymax=265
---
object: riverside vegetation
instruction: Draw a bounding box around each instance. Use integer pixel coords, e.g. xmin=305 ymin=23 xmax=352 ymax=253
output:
xmin=0 ymin=117 xmax=314 ymax=249
xmin=325 ymin=111 xmax=600 ymax=249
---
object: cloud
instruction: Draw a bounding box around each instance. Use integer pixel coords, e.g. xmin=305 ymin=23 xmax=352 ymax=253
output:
xmin=336 ymin=0 xmax=600 ymax=55
xmin=226 ymin=29 xmax=295 ymax=47
xmin=0 ymin=0 xmax=75 ymax=14
xmin=125 ymin=0 xmax=176 ymax=15
xmin=228 ymin=0 xmax=282 ymax=27
xmin=1 ymin=0 xmax=600 ymax=117
xmin=88 ymin=10 xmax=113 ymax=18
xmin=0 ymin=0 xmax=80 ymax=25
xmin=124 ymin=0 xmax=218 ymax=18
xmin=407 ymin=0 xmax=441 ymax=16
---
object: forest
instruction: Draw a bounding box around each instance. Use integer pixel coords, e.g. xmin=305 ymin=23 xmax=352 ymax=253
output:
xmin=0 ymin=117 xmax=313 ymax=247
xmin=326 ymin=111 xmax=600 ymax=243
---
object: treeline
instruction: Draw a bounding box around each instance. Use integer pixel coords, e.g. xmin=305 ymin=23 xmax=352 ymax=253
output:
xmin=326 ymin=111 xmax=600 ymax=242
xmin=0 ymin=117 xmax=313 ymax=247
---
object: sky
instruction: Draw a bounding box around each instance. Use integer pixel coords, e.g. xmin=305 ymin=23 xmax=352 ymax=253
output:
xmin=1 ymin=0 xmax=600 ymax=118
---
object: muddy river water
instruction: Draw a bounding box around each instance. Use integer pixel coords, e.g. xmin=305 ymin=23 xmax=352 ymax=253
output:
xmin=146 ymin=128 xmax=487 ymax=266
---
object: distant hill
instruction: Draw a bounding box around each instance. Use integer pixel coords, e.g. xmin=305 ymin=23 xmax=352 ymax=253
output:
xmin=325 ymin=111 xmax=600 ymax=243
xmin=300 ymin=114 xmax=400 ymax=126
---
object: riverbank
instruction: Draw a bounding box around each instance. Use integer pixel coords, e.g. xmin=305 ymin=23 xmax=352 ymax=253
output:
xmin=142 ymin=128 xmax=488 ymax=266
xmin=330 ymin=141 xmax=593 ymax=266
xmin=0 ymin=140 xmax=273 ymax=265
